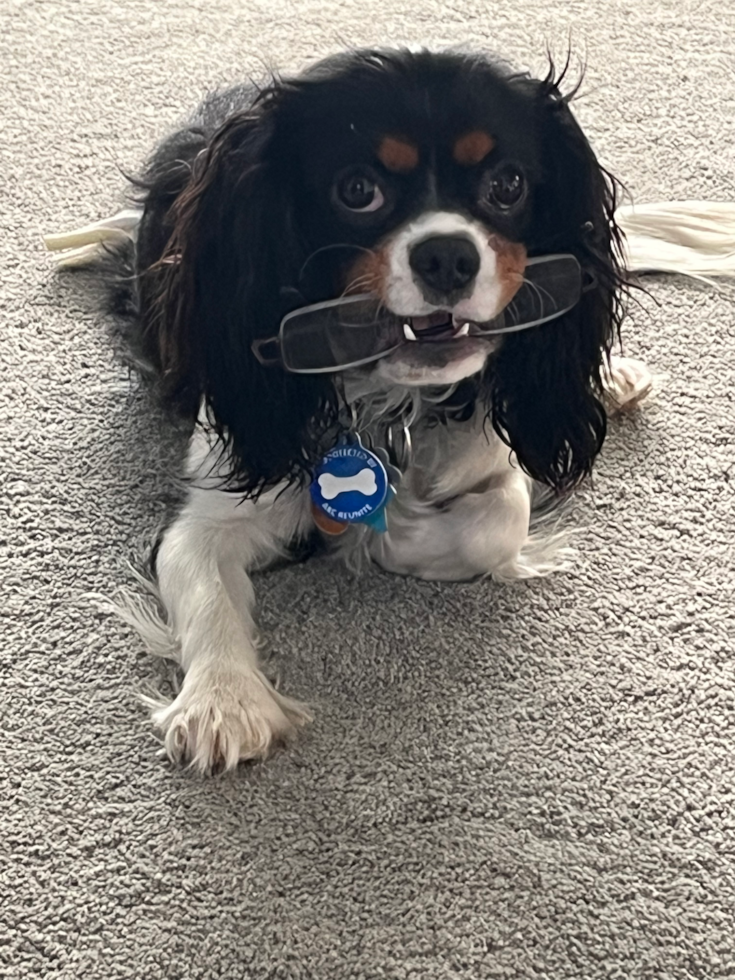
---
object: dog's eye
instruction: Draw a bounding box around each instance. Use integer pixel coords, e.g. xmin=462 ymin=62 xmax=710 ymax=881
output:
xmin=336 ymin=173 xmax=385 ymax=213
xmin=482 ymin=164 xmax=526 ymax=211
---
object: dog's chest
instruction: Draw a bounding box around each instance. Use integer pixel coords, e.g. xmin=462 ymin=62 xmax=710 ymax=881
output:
xmin=326 ymin=412 xmax=516 ymax=573
xmin=384 ymin=411 xmax=511 ymax=501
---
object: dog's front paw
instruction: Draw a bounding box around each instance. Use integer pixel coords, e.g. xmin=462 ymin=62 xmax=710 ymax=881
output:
xmin=147 ymin=667 xmax=312 ymax=772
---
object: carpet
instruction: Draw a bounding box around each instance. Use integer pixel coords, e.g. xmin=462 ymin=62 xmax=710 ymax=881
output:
xmin=3 ymin=1 xmax=735 ymax=977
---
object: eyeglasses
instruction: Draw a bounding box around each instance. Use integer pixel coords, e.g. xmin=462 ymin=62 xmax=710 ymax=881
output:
xmin=252 ymin=253 xmax=584 ymax=374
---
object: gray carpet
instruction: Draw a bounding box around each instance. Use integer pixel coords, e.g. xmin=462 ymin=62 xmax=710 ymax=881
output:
xmin=3 ymin=1 xmax=735 ymax=977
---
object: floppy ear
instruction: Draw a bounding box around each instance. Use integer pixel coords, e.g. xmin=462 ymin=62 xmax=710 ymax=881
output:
xmin=487 ymin=70 xmax=625 ymax=492
xmin=139 ymin=94 xmax=340 ymax=495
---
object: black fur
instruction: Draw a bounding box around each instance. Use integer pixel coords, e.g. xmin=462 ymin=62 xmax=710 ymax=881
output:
xmin=114 ymin=48 xmax=625 ymax=495
xmin=487 ymin=65 xmax=625 ymax=489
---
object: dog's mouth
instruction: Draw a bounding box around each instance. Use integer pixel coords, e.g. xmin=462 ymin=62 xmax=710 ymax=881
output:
xmin=377 ymin=311 xmax=494 ymax=386
xmin=404 ymin=312 xmax=469 ymax=341
xmin=251 ymin=254 xmax=583 ymax=374
xmin=402 ymin=311 xmax=498 ymax=342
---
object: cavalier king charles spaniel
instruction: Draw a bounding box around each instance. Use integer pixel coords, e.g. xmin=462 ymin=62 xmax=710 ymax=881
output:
xmin=48 ymin=48 xmax=663 ymax=771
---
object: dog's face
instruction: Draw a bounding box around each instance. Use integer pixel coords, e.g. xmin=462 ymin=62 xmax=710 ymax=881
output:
xmin=277 ymin=53 xmax=559 ymax=386
xmin=149 ymin=49 xmax=623 ymax=495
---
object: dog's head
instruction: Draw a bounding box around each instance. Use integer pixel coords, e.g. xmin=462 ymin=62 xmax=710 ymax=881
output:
xmin=147 ymin=49 xmax=624 ymax=494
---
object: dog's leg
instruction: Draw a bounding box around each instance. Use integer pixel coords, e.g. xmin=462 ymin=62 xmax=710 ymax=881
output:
xmin=147 ymin=431 xmax=313 ymax=772
xmin=371 ymin=469 xmax=547 ymax=582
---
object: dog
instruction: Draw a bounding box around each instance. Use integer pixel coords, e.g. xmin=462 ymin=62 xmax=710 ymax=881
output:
xmin=48 ymin=47 xmax=668 ymax=772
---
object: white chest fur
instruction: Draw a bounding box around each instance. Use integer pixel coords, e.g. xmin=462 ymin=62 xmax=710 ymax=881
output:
xmin=335 ymin=411 xmax=538 ymax=582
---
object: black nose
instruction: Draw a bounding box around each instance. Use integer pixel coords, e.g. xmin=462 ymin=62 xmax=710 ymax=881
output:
xmin=409 ymin=235 xmax=481 ymax=297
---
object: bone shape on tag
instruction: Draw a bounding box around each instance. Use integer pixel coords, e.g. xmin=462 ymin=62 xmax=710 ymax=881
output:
xmin=318 ymin=468 xmax=378 ymax=500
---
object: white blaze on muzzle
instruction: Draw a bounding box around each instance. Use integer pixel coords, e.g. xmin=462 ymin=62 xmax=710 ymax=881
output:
xmin=384 ymin=210 xmax=522 ymax=323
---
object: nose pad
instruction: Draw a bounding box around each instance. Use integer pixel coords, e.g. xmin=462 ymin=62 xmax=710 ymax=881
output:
xmin=409 ymin=235 xmax=481 ymax=297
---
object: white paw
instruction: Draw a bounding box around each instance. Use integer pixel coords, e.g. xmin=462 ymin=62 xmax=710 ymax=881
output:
xmin=147 ymin=667 xmax=312 ymax=772
xmin=603 ymin=355 xmax=653 ymax=411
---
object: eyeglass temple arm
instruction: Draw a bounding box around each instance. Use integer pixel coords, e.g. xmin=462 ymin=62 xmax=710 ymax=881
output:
xmin=251 ymin=337 xmax=282 ymax=366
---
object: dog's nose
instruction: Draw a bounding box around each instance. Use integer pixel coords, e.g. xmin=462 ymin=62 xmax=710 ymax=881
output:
xmin=409 ymin=235 xmax=481 ymax=296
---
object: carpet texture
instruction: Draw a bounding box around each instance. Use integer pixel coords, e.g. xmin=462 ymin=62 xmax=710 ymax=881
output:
xmin=2 ymin=1 xmax=735 ymax=977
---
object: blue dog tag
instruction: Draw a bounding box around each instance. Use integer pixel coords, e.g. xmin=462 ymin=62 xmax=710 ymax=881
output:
xmin=311 ymin=437 xmax=389 ymax=528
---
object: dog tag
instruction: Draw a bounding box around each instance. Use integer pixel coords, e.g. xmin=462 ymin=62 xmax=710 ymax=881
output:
xmin=311 ymin=435 xmax=390 ymax=533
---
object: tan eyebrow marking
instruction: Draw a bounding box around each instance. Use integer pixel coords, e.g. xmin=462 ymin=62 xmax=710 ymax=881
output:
xmin=453 ymin=130 xmax=495 ymax=166
xmin=377 ymin=136 xmax=419 ymax=173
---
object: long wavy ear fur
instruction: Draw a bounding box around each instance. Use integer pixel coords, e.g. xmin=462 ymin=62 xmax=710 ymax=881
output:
xmin=138 ymin=90 xmax=340 ymax=495
xmin=487 ymin=63 xmax=625 ymax=492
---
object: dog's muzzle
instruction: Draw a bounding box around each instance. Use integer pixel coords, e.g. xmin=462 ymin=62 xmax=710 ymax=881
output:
xmin=251 ymin=253 xmax=584 ymax=374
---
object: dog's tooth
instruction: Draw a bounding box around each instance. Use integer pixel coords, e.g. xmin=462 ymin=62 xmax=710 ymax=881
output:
xmin=403 ymin=322 xmax=418 ymax=341
xmin=456 ymin=322 xmax=470 ymax=337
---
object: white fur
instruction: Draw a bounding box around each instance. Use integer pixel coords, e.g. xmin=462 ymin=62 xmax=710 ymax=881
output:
xmin=603 ymin=354 xmax=654 ymax=411
xmin=365 ymin=412 xmax=541 ymax=581
xmin=134 ymin=424 xmax=314 ymax=771
xmin=616 ymin=201 xmax=735 ymax=281
xmin=44 ymin=208 xmax=142 ymax=267
xmin=374 ymin=337 xmax=496 ymax=387
xmin=385 ymin=210 xmax=511 ymax=322
xmin=115 ymin=359 xmax=653 ymax=771
xmin=127 ymin=375 xmax=609 ymax=770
